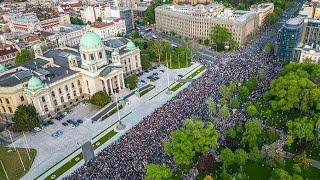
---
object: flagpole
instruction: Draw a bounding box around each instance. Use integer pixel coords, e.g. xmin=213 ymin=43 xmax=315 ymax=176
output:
xmin=8 ymin=130 xmax=26 ymax=171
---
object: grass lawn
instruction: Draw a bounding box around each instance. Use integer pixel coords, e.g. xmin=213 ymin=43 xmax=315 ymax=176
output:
xmin=101 ymin=105 xmax=123 ymax=121
xmin=45 ymin=130 xmax=118 ymax=180
xmin=186 ymin=65 xmax=205 ymax=79
xmin=0 ymin=147 xmax=36 ymax=180
xmin=140 ymin=88 xmax=153 ymax=97
xmin=170 ymin=82 xmax=186 ymax=92
xmin=244 ymin=159 xmax=320 ymax=180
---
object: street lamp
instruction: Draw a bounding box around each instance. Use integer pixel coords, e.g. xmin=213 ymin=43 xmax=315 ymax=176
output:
xmin=115 ymin=89 xmax=125 ymax=131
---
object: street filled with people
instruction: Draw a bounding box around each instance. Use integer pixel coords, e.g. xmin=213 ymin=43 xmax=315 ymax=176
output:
xmin=66 ymin=2 xmax=303 ymax=180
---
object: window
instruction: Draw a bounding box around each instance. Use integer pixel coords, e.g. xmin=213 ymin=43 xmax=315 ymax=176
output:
xmin=71 ymin=83 xmax=75 ymax=88
xmin=59 ymin=88 xmax=62 ymax=94
xmin=54 ymin=99 xmax=58 ymax=106
xmin=5 ymin=98 xmax=9 ymax=104
xmin=83 ymin=54 xmax=87 ymax=60
xmin=20 ymin=96 xmax=24 ymax=101
xmin=51 ymin=91 xmax=55 ymax=97
xmin=90 ymin=54 xmax=94 ymax=60
xmin=79 ymin=88 xmax=82 ymax=94
xmin=41 ymin=96 xmax=46 ymax=102
xmin=0 ymin=99 xmax=2 ymax=104
xmin=60 ymin=96 xmax=64 ymax=103
xmin=99 ymin=52 xmax=103 ymax=59
xmin=77 ymin=80 xmax=81 ymax=85
xmin=67 ymin=93 xmax=71 ymax=100
xmin=1 ymin=106 xmax=5 ymax=113
xmin=73 ymin=90 xmax=77 ymax=97
xmin=44 ymin=105 xmax=48 ymax=112
xmin=65 ymin=85 xmax=68 ymax=91
xmin=8 ymin=107 xmax=12 ymax=113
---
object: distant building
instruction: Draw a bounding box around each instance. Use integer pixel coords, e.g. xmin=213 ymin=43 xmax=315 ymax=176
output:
xmin=173 ymin=0 xmax=211 ymax=5
xmin=55 ymin=24 xmax=86 ymax=47
xmin=91 ymin=18 xmax=126 ymax=39
xmin=294 ymin=44 xmax=320 ymax=63
xmin=80 ymin=5 xmax=120 ymax=23
xmin=120 ymin=7 xmax=133 ymax=33
xmin=250 ymin=3 xmax=274 ymax=27
xmin=0 ymin=32 xmax=141 ymax=121
xmin=301 ymin=19 xmax=320 ymax=46
xmin=298 ymin=1 xmax=320 ymax=19
xmin=155 ymin=3 xmax=258 ymax=45
xmin=0 ymin=44 xmax=18 ymax=67
xmin=9 ymin=7 xmax=64 ymax=33
xmin=276 ymin=17 xmax=304 ymax=61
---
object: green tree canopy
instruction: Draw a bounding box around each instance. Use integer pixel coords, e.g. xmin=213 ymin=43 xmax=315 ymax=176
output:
xmin=145 ymin=163 xmax=172 ymax=180
xmin=220 ymin=104 xmax=230 ymax=118
xmin=241 ymin=119 xmax=262 ymax=148
xmin=246 ymin=104 xmax=258 ymax=117
xmin=287 ymin=117 xmax=314 ymax=142
xmin=13 ymin=105 xmax=40 ymax=131
xmin=70 ymin=16 xmax=84 ymax=25
xmin=15 ymin=49 xmax=34 ymax=65
xmin=220 ymin=147 xmax=235 ymax=169
xmin=164 ymin=119 xmax=220 ymax=165
xmin=131 ymin=30 xmax=140 ymax=39
xmin=125 ymin=74 xmax=138 ymax=90
xmin=207 ymin=97 xmax=217 ymax=115
xmin=270 ymin=168 xmax=292 ymax=180
xmin=90 ymin=91 xmax=111 ymax=108
xmin=229 ymin=97 xmax=240 ymax=109
xmin=209 ymin=25 xmax=238 ymax=51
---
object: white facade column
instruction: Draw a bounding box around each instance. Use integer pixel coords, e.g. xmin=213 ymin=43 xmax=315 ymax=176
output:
xmin=108 ymin=78 xmax=113 ymax=95
xmin=117 ymin=75 xmax=121 ymax=91
xmin=121 ymin=73 xmax=125 ymax=89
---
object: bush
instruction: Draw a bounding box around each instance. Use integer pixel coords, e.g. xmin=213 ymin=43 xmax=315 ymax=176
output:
xmin=90 ymin=91 xmax=111 ymax=108
xmin=13 ymin=105 xmax=40 ymax=131
xmin=125 ymin=74 xmax=138 ymax=90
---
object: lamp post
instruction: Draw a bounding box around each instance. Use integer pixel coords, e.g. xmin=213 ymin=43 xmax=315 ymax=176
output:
xmin=8 ymin=130 xmax=26 ymax=171
xmin=115 ymin=86 xmax=125 ymax=130
xmin=166 ymin=53 xmax=172 ymax=95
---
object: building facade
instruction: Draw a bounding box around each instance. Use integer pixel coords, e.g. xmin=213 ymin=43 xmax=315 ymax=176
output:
xmin=276 ymin=17 xmax=304 ymax=60
xmin=155 ymin=4 xmax=258 ymax=45
xmin=120 ymin=7 xmax=134 ymax=33
xmin=91 ymin=18 xmax=126 ymax=39
xmin=294 ymin=44 xmax=320 ymax=63
xmin=250 ymin=3 xmax=274 ymax=27
xmin=173 ymin=0 xmax=212 ymax=5
xmin=301 ymin=19 xmax=320 ymax=46
xmin=0 ymin=44 xmax=19 ymax=67
xmin=0 ymin=32 xmax=141 ymax=122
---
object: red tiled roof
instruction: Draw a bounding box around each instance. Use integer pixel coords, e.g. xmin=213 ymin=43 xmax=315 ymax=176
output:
xmin=0 ymin=44 xmax=18 ymax=56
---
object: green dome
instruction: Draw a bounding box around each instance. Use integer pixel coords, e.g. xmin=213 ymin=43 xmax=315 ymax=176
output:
xmin=27 ymin=76 xmax=44 ymax=91
xmin=0 ymin=64 xmax=6 ymax=73
xmin=111 ymin=50 xmax=119 ymax=56
xmin=126 ymin=41 xmax=136 ymax=51
xmin=79 ymin=32 xmax=104 ymax=51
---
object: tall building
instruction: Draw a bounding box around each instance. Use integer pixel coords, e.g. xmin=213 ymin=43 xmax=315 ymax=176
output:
xmin=301 ymin=19 xmax=320 ymax=46
xmin=155 ymin=3 xmax=258 ymax=45
xmin=276 ymin=17 xmax=304 ymax=60
xmin=120 ymin=7 xmax=133 ymax=33
xmin=249 ymin=3 xmax=274 ymax=27
xmin=0 ymin=32 xmax=141 ymax=121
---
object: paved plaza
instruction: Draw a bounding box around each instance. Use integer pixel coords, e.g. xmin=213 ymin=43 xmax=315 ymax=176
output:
xmin=11 ymin=63 xmax=202 ymax=180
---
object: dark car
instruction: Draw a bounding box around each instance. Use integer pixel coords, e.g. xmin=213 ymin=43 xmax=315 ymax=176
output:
xmin=146 ymin=75 xmax=154 ymax=79
xmin=48 ymin=120 xmax=54 ymax=125
xmin=141 ymin=80 xmax=146 ymax=83
xmin=62 ymin=122 xmax=68 ymax=126
xmin=160 ymin=70 xmax=165 ymax=73
xmin=56 ymin=114 xmax=65 ymax=120
xmin=66 ymin=119 xmax=74 ymax=124
xmin=145 ymin=70 xmax=150 ymax=73
xmin=76 ymin=119 xmax=83 ymax=124
xmin=153 ymin=72 xmax=159 ymax=76
xmin=178 ymin=74 xmax=183 ymax=78
xmin=152 ymin=66 xmax=157 ymax=69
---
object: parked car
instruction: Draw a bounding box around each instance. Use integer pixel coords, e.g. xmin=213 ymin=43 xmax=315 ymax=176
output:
xmin=62 ymin=122 xmax=68 ymax=126
xmin=48 ymin=120 xmax=54 ymax=125
xmin=153 ymin=72 xmax=159 ymax=76
xmin=160 ymin=70 xmax=165 ymax=73
xmin=34 ymin=127 xmax=41 ymax=132
xmin=39 ymin=124 xmax=45 ymax=129
xmin=76 ymin=119 xmax=83 ymax=124
xmin=51 ymin=130 xmax=63 ymax=137
xmin=66 ymin=119 xmax=74 ymax=124
xmin=178 ymin=74 xmax=183 ymax=78
xmin=70 ymin=124 xmax=76 ymax=129
xmin=141 ymin=80 xmax=146 ymax=83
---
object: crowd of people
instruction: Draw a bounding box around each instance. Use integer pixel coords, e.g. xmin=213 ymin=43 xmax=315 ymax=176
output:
xmin=66 ymin=9 xmax=292 ymax=180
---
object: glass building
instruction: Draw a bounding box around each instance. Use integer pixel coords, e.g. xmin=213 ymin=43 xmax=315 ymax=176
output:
xmin=277 ymin=17 xmax=304 ymax=61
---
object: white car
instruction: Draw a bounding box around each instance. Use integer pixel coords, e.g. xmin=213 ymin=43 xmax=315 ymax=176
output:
xmin=34 ymin=127 xmax=41 ymax=132
xmin=70 ymin=124 xmax=76 ymax=129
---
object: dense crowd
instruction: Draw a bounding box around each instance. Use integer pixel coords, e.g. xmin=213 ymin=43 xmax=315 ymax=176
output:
xmin=66 ymin=9 xmax=292 ymax=180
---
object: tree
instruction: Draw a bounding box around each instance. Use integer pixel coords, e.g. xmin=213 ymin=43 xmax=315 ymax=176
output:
xmin=12 ymin=105 xmax=40 ymax=131
xmin=164 ymin=119 xmax=220 ymax=166
xmin=229 ymin=97 xmax=240 ymax=109
xmin=220 ymin=104 xmax=230 ymax=118
xmin=150 ymin=40 xmax=165 ymax=63
xmin=204 ymin=175 xmax=213 ymax=180
xmin=245 ymin=77 xmax=258 ymax=92
xmin=15 ymin=49 xmax=34 ymax=65
xmin=226 ymin=128 xmax=237 ymax=139
xmin=209 ymin=25 xmax=238 ymax=51
xmin=186 ymin=40 xmax=198 ymax=61
xmin=249 ymin=146 xmax=261 ymax=163
xmin=295 ymin=153 xmax=310 ymax=169
xmin=145 ymin=164 xmax=172 ymax=180
xmin=286 ymin=117 xmax=314 ymax=142
xmin=261 ymin=144 xmax=284 ymax=167
xmin=131 ymin=30 xmax=140 ymax=39
xmin=270 ymin=168 xmax=292 ymax=180
xmin=207 ymin=97 xmax=217 ymax=115
xmin=196 ymin=153 xmax=215 ymax=174
xmin=234 ymin=148 xmax=247 ymax=166
xmin=239 ymin=85 xmax=250 ymax=101
xmin=96 ymin=17 xmax=102 ymax=22
xmin=264 ymin=12 xmax=278 ymax=25
xmin=90 ymin=91 xmax=111 ymax=108
xmin=70 ymin=16 xmax=84 ymax=25
xmin=220 ymin=147 xmax=234 ymax=169
xmin=125 ymin=74 xmax=138 ymax=90
xmin=241 ymin=119 xmax=262 ymax=148
xmin=246 ymin=104 xmax=258 ymax=117
xmin=292 ymin=163 xmax=301 ymax=174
